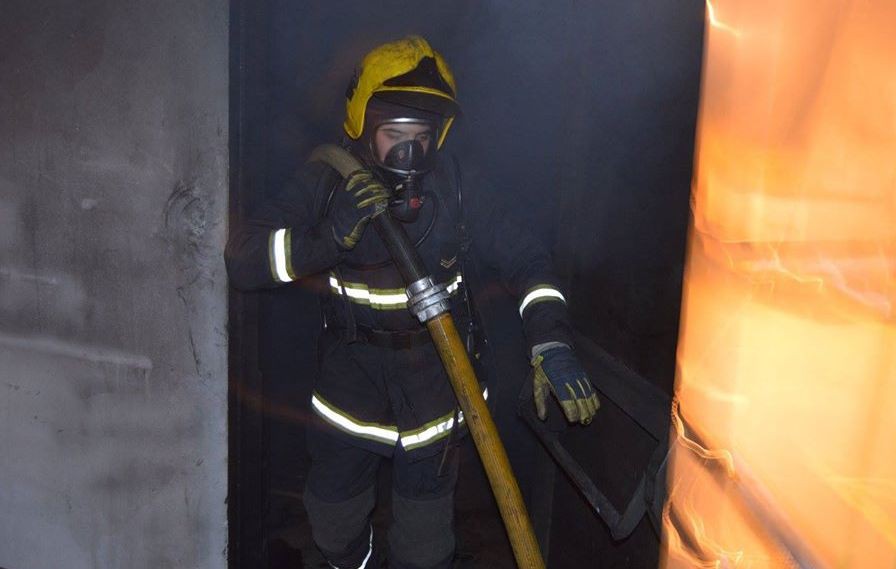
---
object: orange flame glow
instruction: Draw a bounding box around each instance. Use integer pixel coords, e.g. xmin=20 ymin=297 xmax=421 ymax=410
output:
xmin=661 ymin=1 xmax=896 ymax=568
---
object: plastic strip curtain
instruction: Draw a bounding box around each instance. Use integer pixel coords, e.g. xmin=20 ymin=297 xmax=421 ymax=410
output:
xmin=661 ymin=1 xmax=896 ymax=568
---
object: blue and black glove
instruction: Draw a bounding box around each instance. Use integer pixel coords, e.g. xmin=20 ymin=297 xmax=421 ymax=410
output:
xmin=531 ymin=346 xmax=600 ymax=425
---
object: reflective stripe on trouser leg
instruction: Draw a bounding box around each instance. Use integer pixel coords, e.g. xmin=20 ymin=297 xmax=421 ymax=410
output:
xmin=388 ymin=490 xmax=455 ymax=569
xmin=303 ymin=485 xmax=376 ymax=568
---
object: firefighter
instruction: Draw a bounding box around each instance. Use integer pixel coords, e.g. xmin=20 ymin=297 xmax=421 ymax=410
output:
xmin=225 ymin=35 xmax=599 ymax=569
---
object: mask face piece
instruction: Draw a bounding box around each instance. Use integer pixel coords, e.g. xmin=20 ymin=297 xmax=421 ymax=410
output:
xmin=383 ymin=139 xmax=428 ymax=223
xmin=383 ymin=139 xmax=427 ymax=173
xmin=370 ymin=119 xmax=439 ymax=177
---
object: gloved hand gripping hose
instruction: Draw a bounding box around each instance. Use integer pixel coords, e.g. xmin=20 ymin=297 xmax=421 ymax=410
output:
xmin=327 ymin=169 xmax=391 ymax=249
xmin=308 ymin=145 xmax=546 ymax=569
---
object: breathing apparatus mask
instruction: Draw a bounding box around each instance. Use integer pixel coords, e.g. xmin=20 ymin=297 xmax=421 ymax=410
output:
xmin=359 ymin=100 xmax=443 ymax=223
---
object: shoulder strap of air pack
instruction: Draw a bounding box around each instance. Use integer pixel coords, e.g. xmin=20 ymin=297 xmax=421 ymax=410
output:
xmin=306 ymin=144 xmax=365 ymax=342
xmin=451 ymin=154 xmax=472 ymax=258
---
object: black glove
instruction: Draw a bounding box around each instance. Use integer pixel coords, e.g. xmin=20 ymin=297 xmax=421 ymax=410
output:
xmin=328 ymin=169 xmax=391 ymax=249
xmin=531 ymin=346 xmax=600 ymax=425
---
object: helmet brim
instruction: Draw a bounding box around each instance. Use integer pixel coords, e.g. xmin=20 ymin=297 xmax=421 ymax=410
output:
xmin=373 ymin=89 xmax=460 ymax=120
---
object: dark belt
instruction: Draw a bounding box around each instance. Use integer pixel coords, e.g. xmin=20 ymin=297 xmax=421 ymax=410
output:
xmin=354 ymin=324 xmax=431 ymax=350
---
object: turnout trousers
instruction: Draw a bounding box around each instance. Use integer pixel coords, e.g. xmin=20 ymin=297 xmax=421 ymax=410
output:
xmin=303 ymin=331 xmax=465 ymax=569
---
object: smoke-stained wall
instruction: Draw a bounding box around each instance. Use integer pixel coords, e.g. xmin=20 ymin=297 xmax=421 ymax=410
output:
xmin=0 ymin=2 xmax=228 ymax=568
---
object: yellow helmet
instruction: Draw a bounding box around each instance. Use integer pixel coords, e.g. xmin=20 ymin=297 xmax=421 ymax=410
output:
xmin=344 ymin=36 xmax=459 ymax=148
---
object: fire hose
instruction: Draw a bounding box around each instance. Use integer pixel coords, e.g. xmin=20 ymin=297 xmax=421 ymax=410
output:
xmin=309 ymin=145 xmax=545 ymax=569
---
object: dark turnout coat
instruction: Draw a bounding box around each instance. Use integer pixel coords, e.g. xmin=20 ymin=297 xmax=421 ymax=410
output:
xmin=225 ymin=150 xmax=572 ymax=457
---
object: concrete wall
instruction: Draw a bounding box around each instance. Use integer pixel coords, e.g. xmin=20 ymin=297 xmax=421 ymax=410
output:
xmin=0 ymin=2 xmax=228 ymax=568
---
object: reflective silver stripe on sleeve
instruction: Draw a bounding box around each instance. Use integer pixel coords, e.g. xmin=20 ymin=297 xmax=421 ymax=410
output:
xmin=272 ymin=228 xmax=294 ymax=283
xmin=311 ymin=393 xmax=399 ymax=445
xmin=518 ymin=286 xmax=566 ymax=317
